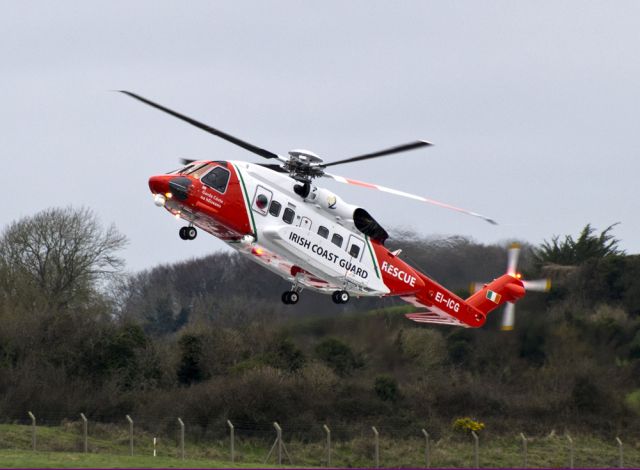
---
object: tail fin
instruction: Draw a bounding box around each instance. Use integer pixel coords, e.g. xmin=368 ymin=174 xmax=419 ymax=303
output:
xmin=466 ymin=274 xmax=525 ymax=316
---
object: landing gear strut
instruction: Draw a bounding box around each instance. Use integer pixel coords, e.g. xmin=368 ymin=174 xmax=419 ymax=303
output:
xmin=332 ymin=290 xmax=350 ymax=304
xmin=281 ymin=291 xmax=300 ymax=305
xmin=179 ymin=226 xmax=197 ymax=240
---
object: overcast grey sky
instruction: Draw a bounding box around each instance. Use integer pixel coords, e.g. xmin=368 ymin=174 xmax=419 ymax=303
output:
xmin=2 ymin=1 xmax=639 ymax=272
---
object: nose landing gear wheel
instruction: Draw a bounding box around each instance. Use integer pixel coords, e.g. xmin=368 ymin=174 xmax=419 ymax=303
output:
xmin=281 ymin=291 xmax=299 ymax=305
xmin=179 ymin=226 xmax=197 ymax=240
xmin=332 ymin=290 xmax=350 ymax=304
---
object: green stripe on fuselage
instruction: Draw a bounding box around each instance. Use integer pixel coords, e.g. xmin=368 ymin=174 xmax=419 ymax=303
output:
xmin=232 ymin=163 xmax=257 ymax=242
xmin=365 ymin=236 xmax=380 ymax=279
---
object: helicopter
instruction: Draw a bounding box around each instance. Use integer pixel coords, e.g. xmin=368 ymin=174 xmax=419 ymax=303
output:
xmin=121 ymin=91 xmax=531 ymax=328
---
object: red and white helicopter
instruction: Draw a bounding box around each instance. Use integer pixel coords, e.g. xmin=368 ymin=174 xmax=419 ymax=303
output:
xmin=121 ymin=91 xmax=537 ymax=329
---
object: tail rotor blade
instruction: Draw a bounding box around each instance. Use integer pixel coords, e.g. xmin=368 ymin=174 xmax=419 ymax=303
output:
xmin=469 ymin=282 xmax=485 ymax=294
xmin=501 ymin=302 xmax=516 ymax=331
xmin=507 ymin=242 xmax=521 ymax=276
xmin=523 ymin=278 xmax=552 ymax=292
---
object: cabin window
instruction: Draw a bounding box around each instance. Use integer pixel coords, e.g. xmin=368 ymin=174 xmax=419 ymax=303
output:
xmin=269 ymin=200 xmax=282 ymax=217
xmin=282 ymin=207 xmax=295 ymax=224
xmin=347 ymin=235 xmax=365 ymax=261
xmin=318 ymin=226 xmax=329 ymax=239
xmin=201 ymin=166 xmax=231 ymax=193
xmin=331 ymin=233 xmax=343 ymax=248
xmin=251 ymin=185 xmax=273 ymax=216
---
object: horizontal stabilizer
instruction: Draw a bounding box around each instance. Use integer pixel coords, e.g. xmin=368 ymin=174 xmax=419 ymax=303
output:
xmin=405 ymin=310 xmax=468 ymax=327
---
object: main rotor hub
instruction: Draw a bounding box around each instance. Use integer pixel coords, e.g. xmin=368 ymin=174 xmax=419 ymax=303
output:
xmin=288 ymin=149 xmax=323 ymax=164
xmin=286 ymin=149 xmax=325 ymax=181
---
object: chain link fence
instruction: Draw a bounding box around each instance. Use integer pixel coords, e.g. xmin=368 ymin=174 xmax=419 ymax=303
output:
xmin=1 ymin=412 xmax=639 ymax=468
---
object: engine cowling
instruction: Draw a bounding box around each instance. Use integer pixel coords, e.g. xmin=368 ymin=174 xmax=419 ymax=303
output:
xmin=305 ymin=186 xmax=389 ymax=243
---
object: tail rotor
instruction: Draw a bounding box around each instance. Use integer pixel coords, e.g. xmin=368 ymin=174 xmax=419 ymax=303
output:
xmin=471 ymin=242 xmax=551 ymax=331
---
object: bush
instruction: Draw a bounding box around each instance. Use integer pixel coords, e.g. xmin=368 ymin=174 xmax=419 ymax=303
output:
xmin=624 ymin=389 xmax=640 ymax=415
xmin=374 ymin=375 xmax=399 ymax=402
xmin=452 ymin=417 xmax=485 ymax=434
xmin=315 ymin=338 xmax=363 ymax=376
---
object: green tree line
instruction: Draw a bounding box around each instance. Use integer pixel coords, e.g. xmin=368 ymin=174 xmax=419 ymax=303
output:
xmin=0 ymin=207 xmax=639 ymax=440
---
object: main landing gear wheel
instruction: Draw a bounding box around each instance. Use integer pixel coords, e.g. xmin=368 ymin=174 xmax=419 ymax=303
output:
xmin=179 ymin=226 xmax=197 ymax=240
xmin=281 ymin=291 xmax=299 ymax=305
xmin=332 ymin=290 xmax=350 ymax=304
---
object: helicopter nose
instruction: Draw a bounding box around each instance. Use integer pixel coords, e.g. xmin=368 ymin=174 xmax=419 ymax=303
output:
xmin=167 ymin=176 xmax=192 ymax=201
xmin=148 ymin=175 xmax=171 ymax=195
xmin=148 ymin=175 xmax=193 ymax=201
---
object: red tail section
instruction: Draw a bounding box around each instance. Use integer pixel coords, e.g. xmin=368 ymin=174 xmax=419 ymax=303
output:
xmin=405 ymin=273 xmax=525 ymax=328
xmin=370 ymin=239 xmax=527 ymax=328
xmin=465 ymin=274 xmax=526 ymax=316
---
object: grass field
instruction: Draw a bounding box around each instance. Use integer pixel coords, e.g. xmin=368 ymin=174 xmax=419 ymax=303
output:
xmin=0 ymin=450 xmax=270 ymax=468
xmin=1 ymin=422 xmax=639 ymax=468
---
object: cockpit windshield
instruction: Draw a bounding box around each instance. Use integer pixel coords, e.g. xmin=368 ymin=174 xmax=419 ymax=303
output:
xmin=185 ymin=163 xmax=215 ymax=178
xmin=166 ymin=164 xmax=195 ymax=175
xmin=165 ymin=162 xmax=216 ymax=178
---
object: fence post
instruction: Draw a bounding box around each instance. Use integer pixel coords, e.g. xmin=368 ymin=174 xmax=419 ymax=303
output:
xmin=27 ymin=411 xmax=36 ymax=451
xmin=421 ymin=429 xmax=430 ymax=468
xmin=566 ymin=434 xmax=574 ymax=469
xmin=178 ymin=418 xmax=185 ymax=460
xmin=616 ymin=437 xmax=623 ymax=468
xmin=264 ymin=421 xmax=292 ymax=465
xmin=126 ymin=415 xmax=134 ymax=456
xmin=80 ymin=413 xmax=88 ymax=453
xmin=275 ymin=422 xmax=283 ymax=465
xmin=227 ymin=420 xmax=235 ymax=463
xmin=372 ymin=426 xmax=379 ymax=468
xmin=323 ymin=424 xmax=331 ymax=466
xmin=520 ymin=432 xmax=527 ymax=468
xmin=471 ymin=431 xmax=479 ymax=468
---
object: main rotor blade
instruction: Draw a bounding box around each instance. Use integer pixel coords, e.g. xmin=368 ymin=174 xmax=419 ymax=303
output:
xmin=322 ymin=140 xmax=432 ymax=168
xmin=119 ymin=91 xmax=282 ymax=161
xmin=323 ymin=172 xmax=498 ymax=225
xmin=257 ymin=163 xmax=289 ymax=173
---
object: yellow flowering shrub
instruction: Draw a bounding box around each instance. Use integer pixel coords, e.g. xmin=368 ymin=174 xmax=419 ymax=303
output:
xmin=452 ymin=417 xmax=485 ymax=434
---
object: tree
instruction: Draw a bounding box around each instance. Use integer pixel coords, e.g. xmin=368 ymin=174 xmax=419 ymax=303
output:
xmin=535 ymin=223 xmax=623 ymax=267
xmin=266 ymin=337 xmax=306 ymax=373
xmin=0 ymin=207 xmax=127 ymax=311
xmin=315 ymin=338 xmax=363 ymax=376
xmin=177 ymin=333 xmax=207 ymax=385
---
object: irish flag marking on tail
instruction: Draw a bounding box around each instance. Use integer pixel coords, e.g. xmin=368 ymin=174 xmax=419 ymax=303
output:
xmin=486 ymin=290 xmax=501 ymax=304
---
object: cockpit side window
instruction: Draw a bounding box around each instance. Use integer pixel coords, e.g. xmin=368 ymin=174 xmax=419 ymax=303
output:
xmin=201 ymin=166 xmax=231 ymax=193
